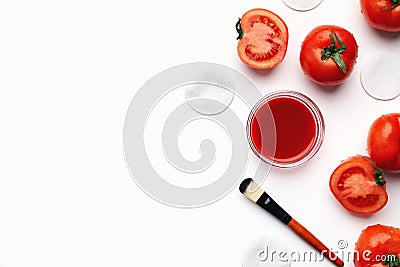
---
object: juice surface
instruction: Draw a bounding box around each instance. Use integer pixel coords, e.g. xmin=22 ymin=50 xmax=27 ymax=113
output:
xmin=250 ymin=97 xmax=316 ymax=161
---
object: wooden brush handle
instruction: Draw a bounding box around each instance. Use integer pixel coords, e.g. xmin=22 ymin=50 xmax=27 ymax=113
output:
xmin=288 ymin=219 xmax=344 ymax=267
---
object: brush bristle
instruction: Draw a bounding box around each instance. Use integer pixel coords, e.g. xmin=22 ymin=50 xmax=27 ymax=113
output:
xmin=239 ymin=178 xmax=264 ymax=203
xmin=239 ymin=178 xmax=253 ymax=194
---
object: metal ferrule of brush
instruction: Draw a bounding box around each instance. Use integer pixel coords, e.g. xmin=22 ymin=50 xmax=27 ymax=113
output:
xmin=256 ymin=192 xmax=292 ymax=224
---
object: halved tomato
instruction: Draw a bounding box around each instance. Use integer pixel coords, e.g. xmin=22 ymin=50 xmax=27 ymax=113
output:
xmin=329 ymin=156 xmax=388 ymax=215
xmin=236 ymin=8 xmax=289 ymax=69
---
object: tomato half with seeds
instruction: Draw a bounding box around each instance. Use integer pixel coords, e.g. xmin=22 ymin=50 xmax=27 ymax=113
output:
xmin=360 ymin=0 xmax=400 ymax=32
xmin=300 ymin=25 xmax=358 ymax=86
xmin=236 ymin=8 xmax=288 ymax=70
xmin=355 ymin=224 xmax=400 ymax=267
xmin=329 ymin=156 xmax=388 ymax=215
xmin=367 ymin=113 xmax=400 ymax=173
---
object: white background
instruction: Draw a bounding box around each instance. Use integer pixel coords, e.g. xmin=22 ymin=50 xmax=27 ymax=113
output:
xmin=0 ymin=0 xmax=399 ymax=266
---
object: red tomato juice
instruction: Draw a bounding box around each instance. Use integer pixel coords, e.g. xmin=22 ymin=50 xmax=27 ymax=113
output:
xmin=250 ymin=97 xmax=317 ymax=162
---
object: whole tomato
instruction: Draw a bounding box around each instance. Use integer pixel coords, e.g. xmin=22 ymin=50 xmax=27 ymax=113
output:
xmin=355 ymin=224 xmax=400 ymax=267
xmin=300 ymin=25 xmax=358 ymax=86
xmin=360 ymin=0 xmax=400 ymax=32
xmin=367 ymin=113 xmax=400 ymax=173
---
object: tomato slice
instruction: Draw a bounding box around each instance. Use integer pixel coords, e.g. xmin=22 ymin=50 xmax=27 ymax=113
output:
xmin=329 ymin=156 xmax=388 ymax=215
xmin=236 ymin=8 xmax=288 ymax=69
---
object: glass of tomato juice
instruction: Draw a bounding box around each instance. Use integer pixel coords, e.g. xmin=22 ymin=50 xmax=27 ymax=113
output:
xmin=247 ymin=91 xmax=325 ymax=168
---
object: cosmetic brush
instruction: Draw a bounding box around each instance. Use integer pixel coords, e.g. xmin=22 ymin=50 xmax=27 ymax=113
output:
xmin=239 ymin=178 xmax=344 ymax=267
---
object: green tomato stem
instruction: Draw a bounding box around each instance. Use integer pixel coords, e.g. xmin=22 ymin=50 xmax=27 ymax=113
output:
xmin=321 ymin=32 xmax=347 ymax=74
xmin=363 ymin=156 xmax=386 ymax=186
xmin=236 ymin=18 xmax=244 ymax=40
xmin=383 ymin=0 xmax=400 ymax=10
xmin=383 ymin=254 xmax=400 ymax=267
